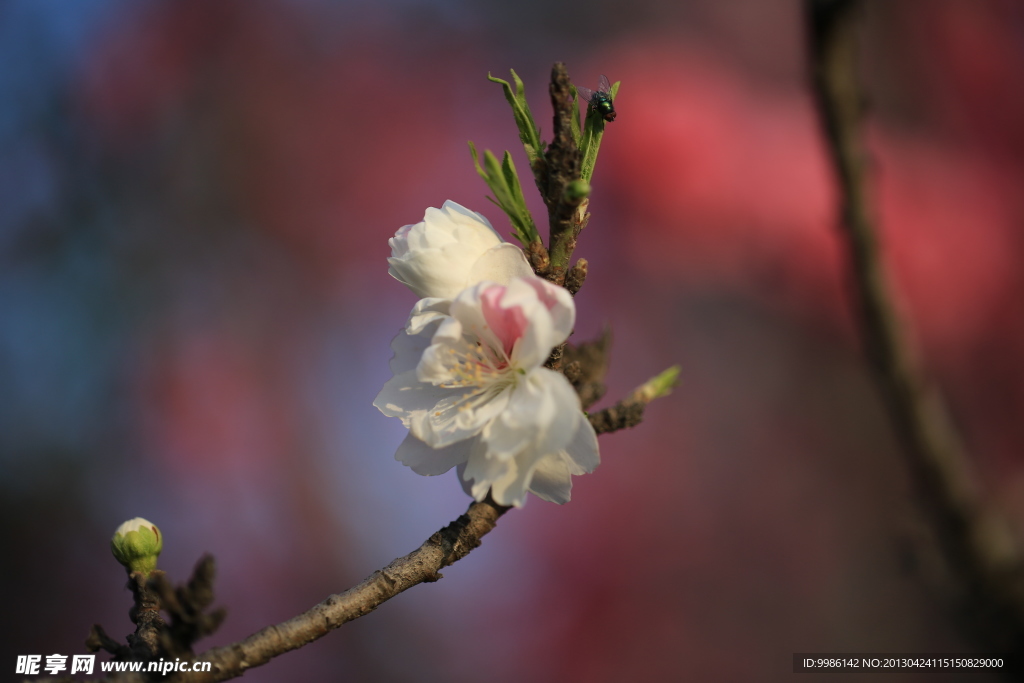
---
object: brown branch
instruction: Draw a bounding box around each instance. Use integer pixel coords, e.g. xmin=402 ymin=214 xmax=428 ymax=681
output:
xmin=537 ymin=63 xmax=585 ymax=286
xmin=126 ymin=572 xmax=167 ymax=660
xmin=69 ymin=370 xmax=659 ymax=683
xmin=806 ymin=0 xmax=1024 ymax=664
xmin=69 ymin=374 xmax=662 ymax=682
xmin=588 ymin=400 xmax=645 ymax=435
xmin=166 ymin=498 xmax=508 ymax=682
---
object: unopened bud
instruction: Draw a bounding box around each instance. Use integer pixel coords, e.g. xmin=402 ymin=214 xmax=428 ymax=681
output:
xmin=563 ymin=179 xmax=591 ymax=205
xmin=566 ymin=258 xmax=588 ymax=295
xmin=111 ymin=518 xmax=162 ymax=575
xmin=527 ymin=241 xmax=550 ymax=273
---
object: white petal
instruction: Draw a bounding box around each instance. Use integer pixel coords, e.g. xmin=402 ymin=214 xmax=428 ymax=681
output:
xmin=440 ymin=200 xmax=500 ymax=236
xmin=388 ymin=328 xmax=430 ymax=376
xmin=384 ymin=299 xmax=450 ymax=377
xmin=417 ymin=383 xmax=513 ymax=448
xmin=415 ymin=320 xmax=466 ymax=386
xmin=526 ymin=453 xmax=575 ymax=504
xmin=456 ymin=461 xmax=475 ymax=497
xmin=395 ymin=432 xmax=472 ymax=476
xmin=387 ymin=203 xmax=506 ymax=300
xmin=467 ymin=244 xmax=534 ymax=288
xmin=483 ymin=368 xmax=580 ymax=460
xmin=373 ymin=370 xmax=451 ymax=427
xmin=461 ymin=445 xmax=523 ymax=505
xmin=562 ymin=413 xmax=600 ymax=474
xmin=459 ymin=402 xmax=597 ymax=507
xmin=388 ymin=224 xmax=414 ymax=257
xmin=387 ymin=250 xmax=465 ymax=300
xmin=405 ymin=298 xmax=451 ymax=334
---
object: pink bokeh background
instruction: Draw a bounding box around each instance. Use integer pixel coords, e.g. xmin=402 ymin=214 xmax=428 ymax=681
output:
xmin=2 ymin=0 xmax=1023 ymax=680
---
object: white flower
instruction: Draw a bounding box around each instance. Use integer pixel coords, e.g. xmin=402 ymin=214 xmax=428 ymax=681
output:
xmin=388 ymin=200 xmax=533 ymax=300
xmin=374 ymin=275 xmax=599 ymax=507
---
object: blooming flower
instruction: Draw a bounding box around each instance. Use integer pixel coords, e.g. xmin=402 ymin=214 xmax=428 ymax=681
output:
xmin=375 ymin=275 xmax=599 ymax=506
xmin=388 ymin=200 xmax=533 ymax=300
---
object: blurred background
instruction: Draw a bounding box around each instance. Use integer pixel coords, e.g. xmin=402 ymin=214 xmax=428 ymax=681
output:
xmin=2 ymin=0 xmax=1023 ymax=680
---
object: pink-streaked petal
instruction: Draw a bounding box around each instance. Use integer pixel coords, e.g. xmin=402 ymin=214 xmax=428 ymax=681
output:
xmin=449 ymin=281 xmax=507 ymax=357
xmin=496 ymin=277 xmax=572 ymax=369
xmin=520 ymin=276 xmax=575 ymax=341
xmin=480 ymin=285 xmax=529 ymax=357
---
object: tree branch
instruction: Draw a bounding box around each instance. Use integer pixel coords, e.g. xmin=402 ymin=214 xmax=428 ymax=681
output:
xmin=177 ymin=498 xmax=507 ymax=682
xmin=806 ymin=0 xmax=1024 ymax=663
xmin=536 ymin=63 xmax=586 ymax=287
xmin=65 ymin=366 xmax=668 ymax=683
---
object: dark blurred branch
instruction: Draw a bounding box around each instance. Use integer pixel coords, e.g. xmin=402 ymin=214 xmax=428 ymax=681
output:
xmin=589 ymin=399 xmax=645 ymax=435
xmin=563 ymin=328 xmax=611 ymax=410
xmin=85 ymin=624 xmax=129 ymax=660
xmin=150 ymin=555 xmax=227 ymax=658
xmin=806 ymin=0 xmax=1024 ymax=664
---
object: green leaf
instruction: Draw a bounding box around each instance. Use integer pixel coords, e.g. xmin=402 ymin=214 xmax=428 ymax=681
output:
xmin=488 ymin=70 xmax=544 ymax=167
xmin=579 ymin=80 xmax=620 ymax=183
xmin=569 ymin=86 xmax=582 ymax=148
xmin=469 ymin=141 xmax=541 ymax=246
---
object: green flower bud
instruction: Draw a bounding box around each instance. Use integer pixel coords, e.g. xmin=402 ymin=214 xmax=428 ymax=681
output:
xmin=563 ymin=179 xmax=591 ymax=204
xmin=110 ymin=518 xmax=162 ymax=575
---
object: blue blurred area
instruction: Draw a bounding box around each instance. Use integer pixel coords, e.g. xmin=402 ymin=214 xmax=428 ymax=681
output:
xmin=3 ymin=0 xmax=1022 ymax=681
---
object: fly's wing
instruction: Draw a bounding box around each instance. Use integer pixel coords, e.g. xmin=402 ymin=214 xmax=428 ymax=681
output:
xmin=574 ymin=84 xmax=595 ymax=104
xmin=598 ymin=74 xmax=611 ymax=94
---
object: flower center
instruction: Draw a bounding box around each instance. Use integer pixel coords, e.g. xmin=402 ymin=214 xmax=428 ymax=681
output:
xmin=441 ymin=338 xmax=515 ymax=390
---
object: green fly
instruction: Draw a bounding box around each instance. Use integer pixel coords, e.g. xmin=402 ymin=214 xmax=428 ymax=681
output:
xmin=575 ymin=75 xmax=616 ymax=123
